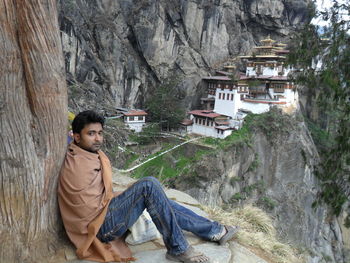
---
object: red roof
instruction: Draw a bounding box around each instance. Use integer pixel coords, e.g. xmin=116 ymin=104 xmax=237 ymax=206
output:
xmin=188 ymin=110 xmax=222 ymax=118
xmin=202 ymin=76 xmax=231 ymax=81
xmin=243 ymin=99 xmax=287 ymax=104
xmin=275 ymin=50 xmax=290 ymax=54
xmin=180 ymin=119 xmax=193 ymax=126
xmin=215 ymin=126 xmax=232 ymax=130
xmin=200 ymin=97 xmax=215 ymax=101
xmin=123 ymin=110 xmax=148 ymax=116
xmin=239 ymin=75 xmax=289 ymax=81
xmin=215 ymin=121 xmax=230 ymax=125
xmin=216 ymin=71 xmax=234 ymax=76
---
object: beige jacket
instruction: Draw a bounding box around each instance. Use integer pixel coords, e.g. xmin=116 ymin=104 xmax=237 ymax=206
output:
xmin=58 ymin=143 xmax=135 ymax=262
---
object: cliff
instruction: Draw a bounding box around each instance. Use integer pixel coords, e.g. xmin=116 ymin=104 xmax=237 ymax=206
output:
xmin=58 ymin=0 xmax=311 ymax=112
xmin=169 ymin=109 xmax=349 ymax=263
xmin=57 ymin=1 xmax=350 ymax=262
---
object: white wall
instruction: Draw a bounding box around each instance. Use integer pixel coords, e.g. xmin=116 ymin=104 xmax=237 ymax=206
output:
xmin=214 ymin=88 xmax=241 ymax=118
xmin=270 ymin=88 xmax=297 ymax=104
xmin=263 ymin=67 xmax=278 ymax=76
xmin=191 ymin=122 xmax=233 ymax=139
xmin=216 ymin=129 xmax=232 ymax=139
xmin=246 ymin=65 xmax=291 ymax=77
xmin=126 ymin=116 xmax=145 ymax=122
xmin=192 ymin=122 xmax=217 ymax=137
xmin=240 ymin=101 xmax=271 ymax=114
xmin=246 ymin=66 xmax=255 ymax=76
xmin=124 ymin=115 xmax=146 ymax=132
xmin=127 ymin=122 xmax=145 ymax=133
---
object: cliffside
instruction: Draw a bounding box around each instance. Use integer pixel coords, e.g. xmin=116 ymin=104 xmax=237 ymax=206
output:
xmin=58 ymin=0 xmax=311 ymax=113
xmin=169 ymin=109 xmax=348 ymax=263
xmin=56 ymin=1 xmax=350 ymax=262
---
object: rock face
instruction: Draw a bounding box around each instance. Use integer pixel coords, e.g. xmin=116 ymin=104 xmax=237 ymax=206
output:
xmin=55 ymin=1 xmax=350 ymax=262
xmin=58 ymin=0 xmax=311 ymax=112
xmin=170 ymin=116 xmax=348 ymax=263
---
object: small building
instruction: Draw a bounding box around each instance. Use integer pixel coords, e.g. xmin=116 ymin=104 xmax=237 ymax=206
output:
xmin=179 ymin=119 xmax=193 ymax=135
xmin=123 ymin=110 xmax=148 ymax=132
xmin=188 ymin=110 xmax=233 ymax=139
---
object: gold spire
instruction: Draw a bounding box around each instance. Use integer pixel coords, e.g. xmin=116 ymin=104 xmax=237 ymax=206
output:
xmin=260 ymin=35 xmax=275 ymax=46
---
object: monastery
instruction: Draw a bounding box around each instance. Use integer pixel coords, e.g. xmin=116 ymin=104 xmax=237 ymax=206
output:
xmin=184 ymin=36 xmax=298 ymax=139
xmin=116 ymin=107 xmax=148 ymax=133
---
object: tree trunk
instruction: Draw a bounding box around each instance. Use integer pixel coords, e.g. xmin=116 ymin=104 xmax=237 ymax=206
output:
xmin=0 ymin=0 xmax=67 ymax=262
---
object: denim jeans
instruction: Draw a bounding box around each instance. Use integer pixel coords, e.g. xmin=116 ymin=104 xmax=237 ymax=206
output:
xmin=97 ymin=177 xmax=223 ymax=255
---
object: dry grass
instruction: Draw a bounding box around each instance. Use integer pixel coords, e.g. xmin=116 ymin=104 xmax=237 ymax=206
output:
xmin=202 ymin=205 xmax=307 ymax=263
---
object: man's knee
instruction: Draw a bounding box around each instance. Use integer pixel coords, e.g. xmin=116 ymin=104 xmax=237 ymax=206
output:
xmin=138 ymin=176 xmax=161 ymax=187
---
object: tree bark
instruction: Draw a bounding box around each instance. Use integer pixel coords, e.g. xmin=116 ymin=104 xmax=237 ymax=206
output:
xmin=0 ymin=0 xmax=67 ymax=262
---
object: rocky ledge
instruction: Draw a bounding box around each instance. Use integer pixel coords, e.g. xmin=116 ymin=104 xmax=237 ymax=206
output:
xmin=62 ymin=173 xmax=268 ymax=263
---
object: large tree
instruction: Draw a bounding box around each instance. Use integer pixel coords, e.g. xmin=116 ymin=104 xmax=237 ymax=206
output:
xmin=288 ymin=0 xmax=350 ymax=224
xmin=0 ymin=0 xmax=67 ymax=262
xmin=146 ymin=77 xmax=186 ymax=131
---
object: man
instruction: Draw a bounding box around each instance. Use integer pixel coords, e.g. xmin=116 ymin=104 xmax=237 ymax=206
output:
xmin=58 ymin=110 xmax=239 ymax=263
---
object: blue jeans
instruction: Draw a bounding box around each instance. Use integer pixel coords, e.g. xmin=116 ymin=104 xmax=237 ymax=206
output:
xmin=97 ymin=177 xmax=223 ymax=255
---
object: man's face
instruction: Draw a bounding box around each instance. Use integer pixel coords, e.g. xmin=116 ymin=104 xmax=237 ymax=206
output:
xmin=74 ymin=123 xmax=103 ymax=153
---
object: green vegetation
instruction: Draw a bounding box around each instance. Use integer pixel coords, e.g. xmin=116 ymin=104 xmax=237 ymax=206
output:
xmin=248 ymin=79 xmax=263 ymax=88
xmin=123 ymin=153 xmax=139 ymax=169
xmin=245 ymin=107 xmax=296 ymax=143
xmin=248 ymin=153 xmax=260 ymax=172
xmin=131 ymin=146 xmax=210 ymax=183
xmin=288 ymin=1 xmax=350 ymax=222
xmin=321 ymin=253 xmax=333 ymax=263
xmin=129 ymin=124 xmax=160 ymax=145
xmin=129 ymin=109 xmax=296 ymax=184
xmin=230 ymin=193 xmax=243 ymax=203
xmin=230 ymin=176 xmax=243 ymax=185
xmin=146 ymin=76 xmax=186 ymax=131
xmin=304 ymin=118 xmax=333 ymax=153
xmin=202 ymin=108 xmax=296 ymax=149
xmin=230 ymin=181 xmax=266 ymax=203
xmin=201 ymin=124 xmax=251 ymax=149
xmin=242 ymin=181 xmax=265 ymax=194
xmin=257 ymin=196 xmax=277 ymax=211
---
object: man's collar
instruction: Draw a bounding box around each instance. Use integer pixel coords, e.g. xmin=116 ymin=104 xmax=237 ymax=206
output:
xmin=68 ymin=142 xmax=101 ymax=159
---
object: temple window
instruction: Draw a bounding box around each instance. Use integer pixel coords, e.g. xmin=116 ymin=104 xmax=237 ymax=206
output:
xmin=274 ymin=83 xmax=285 ymax=93
xmin=257 ymin=65 xmax=262 ymax=74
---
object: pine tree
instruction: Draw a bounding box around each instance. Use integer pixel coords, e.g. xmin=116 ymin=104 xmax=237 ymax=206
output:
xmin=288 ymin=1 xmax=350 ymax=226
xmin=146 ymin=77 xmax=186 ymax=131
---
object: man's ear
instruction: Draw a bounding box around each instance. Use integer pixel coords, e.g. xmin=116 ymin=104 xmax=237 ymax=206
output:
xmin=73 ymin=133 xmax=80 ymax=143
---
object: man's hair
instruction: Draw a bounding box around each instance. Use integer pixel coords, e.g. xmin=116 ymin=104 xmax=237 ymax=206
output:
xmin=72 ymin=110 xmax=105 ymax=134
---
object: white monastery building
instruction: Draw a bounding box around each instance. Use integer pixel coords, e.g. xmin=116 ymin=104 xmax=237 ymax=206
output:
xmin=188 ymin=110 xmax=233 ymax=139
xmin=186 ymin=36 xmax=299 ymax=139
xmin=122 ymin=110 xmax=148 ymax=132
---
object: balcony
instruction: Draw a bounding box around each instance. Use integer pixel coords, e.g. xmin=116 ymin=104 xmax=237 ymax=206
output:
xmin=249 ymin=86 xmax=267 ymax=94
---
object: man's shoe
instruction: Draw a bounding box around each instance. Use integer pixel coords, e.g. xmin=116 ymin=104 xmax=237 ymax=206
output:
xmin=218 ymin=225 xmax=239 ymax=245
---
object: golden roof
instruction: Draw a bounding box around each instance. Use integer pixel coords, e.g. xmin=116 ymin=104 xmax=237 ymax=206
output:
xmin=260 ymin=35 xmax=275 ymax=46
